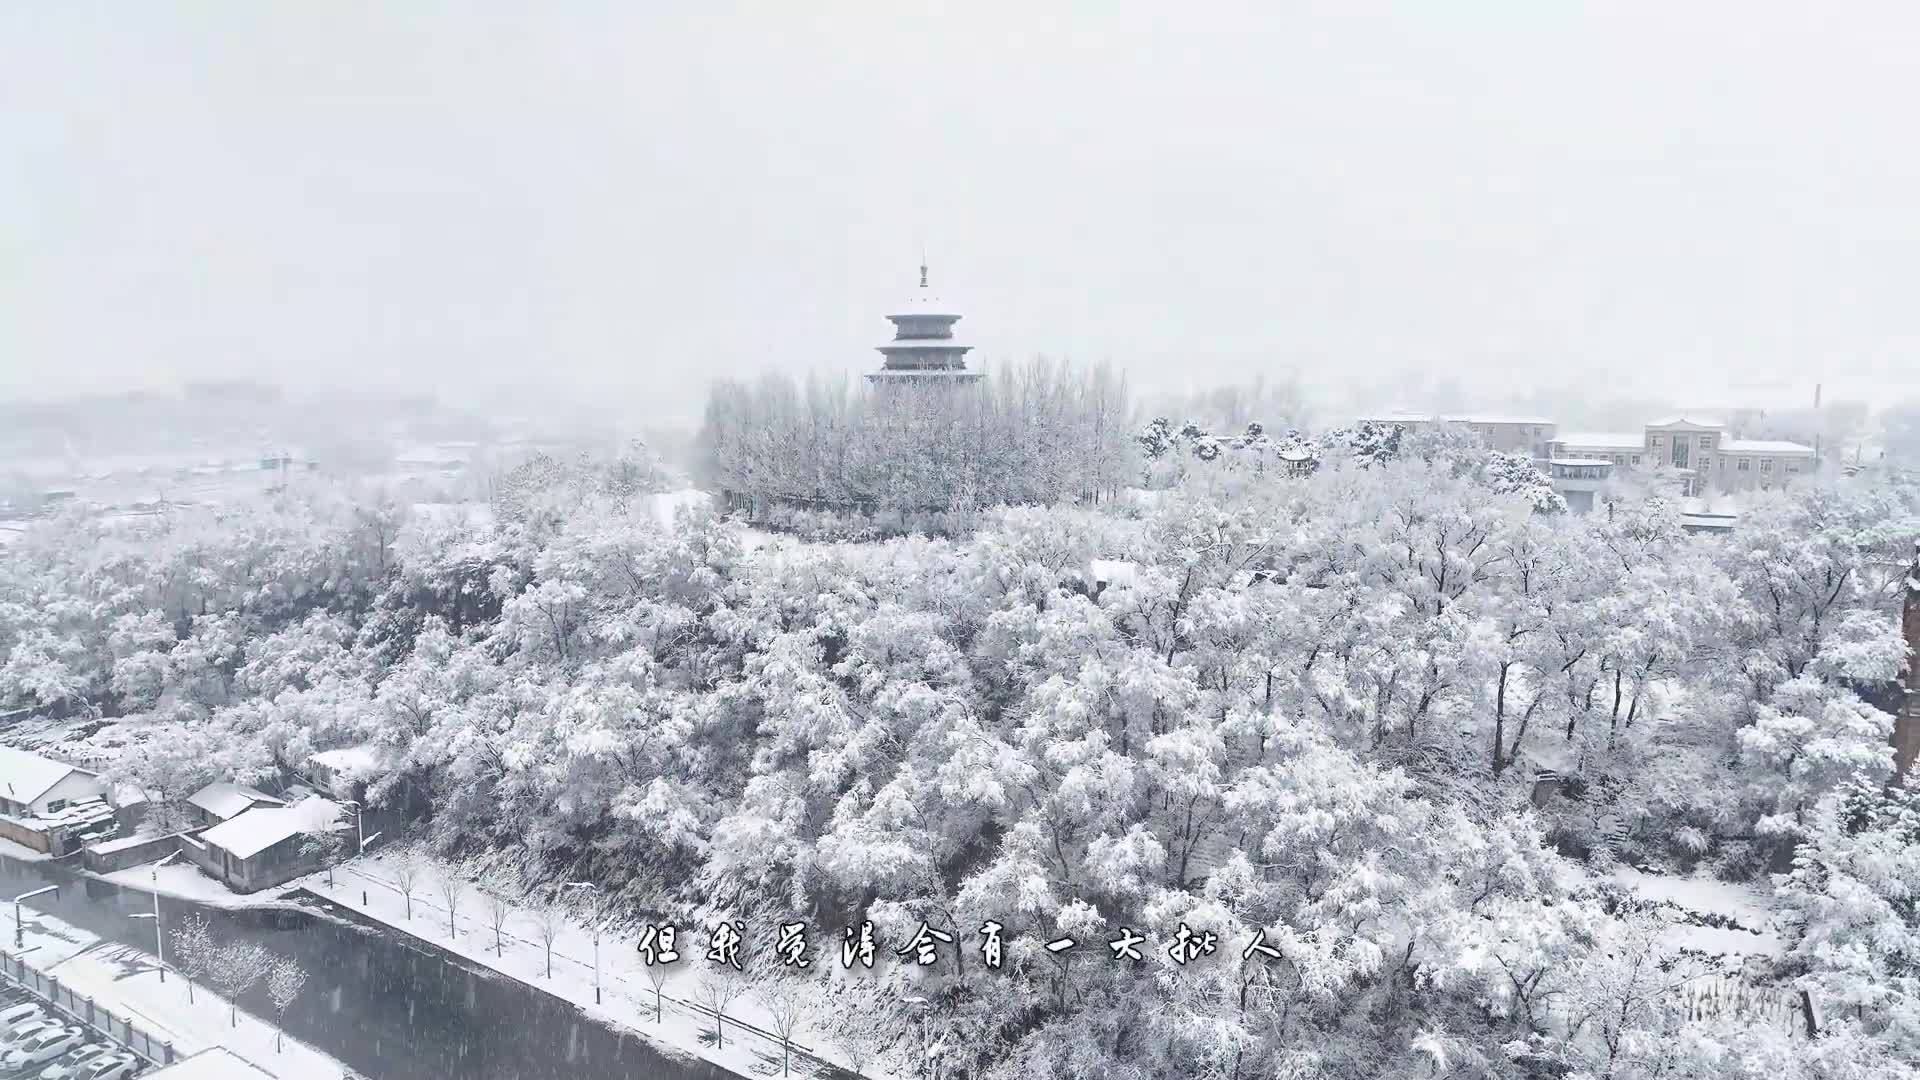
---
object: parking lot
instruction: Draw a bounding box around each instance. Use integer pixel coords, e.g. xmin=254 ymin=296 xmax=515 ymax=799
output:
xmin=0 ymin=976 xmax=151 ymax=1079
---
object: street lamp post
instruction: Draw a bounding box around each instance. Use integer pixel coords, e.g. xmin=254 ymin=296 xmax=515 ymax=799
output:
xmin=564 ymin=882 xmax=600 ymax=1004
xmin=342 ymin=800 xmax=366 ymax=855
xmin=354 ymin=829 xmax=382 ymax=906
xmin=13 ymin=886 xmax=57 ymax=950
xmin=128 ymin=850 xmax=183 ymax=981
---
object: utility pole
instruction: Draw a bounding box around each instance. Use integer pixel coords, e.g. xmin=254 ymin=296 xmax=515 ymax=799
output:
xmin=129 ymin=850 xmax=184 ymax=981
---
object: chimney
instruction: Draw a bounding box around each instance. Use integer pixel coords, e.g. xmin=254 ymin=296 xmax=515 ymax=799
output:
xmin=1897 ymin=542 xmax=1920 ymax=781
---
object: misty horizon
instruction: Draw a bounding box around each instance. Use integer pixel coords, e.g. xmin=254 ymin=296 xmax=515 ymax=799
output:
xmin=5 ymin=3 xmax=1918 ymax=424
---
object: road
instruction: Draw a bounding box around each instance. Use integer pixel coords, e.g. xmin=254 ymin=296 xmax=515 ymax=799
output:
xmin=0 ymin=851 xmax=733 ymax=1080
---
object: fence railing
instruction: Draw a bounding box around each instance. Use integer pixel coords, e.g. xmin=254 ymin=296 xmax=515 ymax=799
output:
xmin=0 ymin=948 xmax=176 ymax=1066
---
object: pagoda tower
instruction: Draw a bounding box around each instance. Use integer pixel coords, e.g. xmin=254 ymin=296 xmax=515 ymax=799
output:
xmin=866 ymin=263 xmax=983 ymax=385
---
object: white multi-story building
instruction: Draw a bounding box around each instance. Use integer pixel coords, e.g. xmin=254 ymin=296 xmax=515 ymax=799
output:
xmin=1643 ymin=416 xmax=1815 ymax=494
xmin=1548 ymin=416 xmax=1815 ymax=496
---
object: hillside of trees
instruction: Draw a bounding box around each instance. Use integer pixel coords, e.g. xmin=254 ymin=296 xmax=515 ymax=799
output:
xmin=3 ymin=441 xmax=1920 ymax=1078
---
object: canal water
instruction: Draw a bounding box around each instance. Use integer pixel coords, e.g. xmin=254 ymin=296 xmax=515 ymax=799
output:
xmin=0 ymin=853 xmax=731 ymax=1080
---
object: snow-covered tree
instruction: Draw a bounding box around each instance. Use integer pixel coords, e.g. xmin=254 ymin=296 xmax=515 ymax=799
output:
xmin=266 ymin=957 xmax=308 ymax=1051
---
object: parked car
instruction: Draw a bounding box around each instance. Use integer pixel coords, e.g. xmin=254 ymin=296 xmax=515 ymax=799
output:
xmin=0 ymin=1021 xmax=55 ymax=1055
xmin=0 ymin=1006 xmax=39 ymax=1031
xmin=34 ymin=1044 xmax=115 ymax=1080
xmin=45 ymin=1053 xmax=135 ymax=1080
xmin=0 ymin=1025 xmax=84 ymax=1073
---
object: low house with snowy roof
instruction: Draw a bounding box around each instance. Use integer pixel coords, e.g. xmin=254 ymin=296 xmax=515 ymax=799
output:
xmin=183 ymin=795 xmax=347 ymax=893
xmin=184 ymin=781 xmax=285 ymax=829
xmin=0 ymin=746 xmax=113 ymax=854
xmin=0 ymin=746 xmax=104 ymax=818
xmin=307 ymin=742 xmax=391 ymax=801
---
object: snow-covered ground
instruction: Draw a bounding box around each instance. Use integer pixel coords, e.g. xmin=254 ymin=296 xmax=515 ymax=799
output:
xmin=646 ymin=489 xmax=714 ymax=530
xmin=9 ymin=899 xmax=347 ymax=1078
xmin=99 ymin=862 xmax=306 ymax=911
xmin=301 ymin=852 xmax=889 ymax=1080
xmin=1611 ymin=865 xmax=1786 ymax=960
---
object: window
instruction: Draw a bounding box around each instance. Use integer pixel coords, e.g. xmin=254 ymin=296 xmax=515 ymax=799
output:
xmin=1761 ymin=458 xmax=1773 ymax=472
xmin=1738 ymin=458 xmax=1751 ymax=471
xmin=1698 ymin=456 xmax=1710 ymax=471
xmin=1786 ymin=462 xmax=1801 ymax=473
xmin=1614 ymin=454 xmax=1626 ymax=465
xmin=44 ymin=799 xmax=65 ymax=813
xmin=1651 ymin=435 xmax=1663 ymax=446
xmin=1631 ymin=455 xmax=1642 ymax=465
xmin=1699 ymin=435 xmax=1713 ymax=448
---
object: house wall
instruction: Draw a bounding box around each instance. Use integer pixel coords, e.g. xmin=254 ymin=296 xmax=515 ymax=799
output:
xmin=197 ymin=834 xmax=333 ymax=894
xmin=1717 ymin=450 xmax=1815 ymax=493
xmin=230 ymin=835 xmax=329 ymax=893
xmin=81 ymin=833 xmax=184 ymax=874
xmin=32 ymin=772 xmax=105 ymax=817
xmin=0 ymin=818 xmax=50 ymax=854
xmin=178 ymin=834 xmax=224 ymax=883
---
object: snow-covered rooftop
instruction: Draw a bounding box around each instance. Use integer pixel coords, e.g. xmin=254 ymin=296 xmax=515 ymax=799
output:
xmin=199 ymin=796 xmax=345 ymax=860
xmin=311 ymin=744 xmax=381 ymax=774
xmin=0 ymin=746 xmax=95 ymax=805
xmin=186 ymin=781 xmax=284 ymax=822
xmin=887 ymin=263 xmax=962 ymax=318
xmin=6 ymin=796 xmax=116 ymax=830
xmin=1722 ymin=438 xmax=1815 ymax=454
xmin=877 ymin=339 xmax=974 ymax=351
xmin=1439 ymin=413 xmax=1555 ymax=426
xmin=1646 ymin=415 xmax=1726 ymax=429
xmin=87 ymin=833 xmax=168 ymax=855
xmin=866 ymin=370 xmax=984 ymax=380
xmin=1556 ymin=432 xmax=1645 ymax=449
xmin=1358 ymin=412 xmax=1555 ymax=427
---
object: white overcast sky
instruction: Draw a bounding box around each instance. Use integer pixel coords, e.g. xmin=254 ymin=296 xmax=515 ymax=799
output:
xmin=2 ymin=2 xmax=1916 ymax=422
